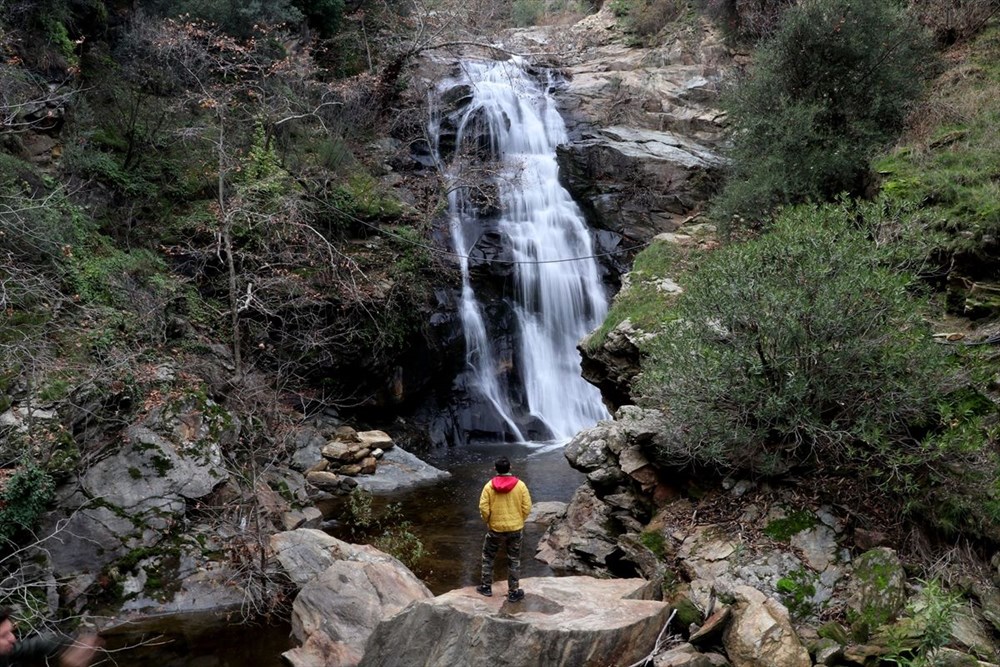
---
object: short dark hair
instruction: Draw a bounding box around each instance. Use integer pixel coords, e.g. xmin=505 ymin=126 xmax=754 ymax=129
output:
xmin=494 ymin=457 xmax=510 ymax=474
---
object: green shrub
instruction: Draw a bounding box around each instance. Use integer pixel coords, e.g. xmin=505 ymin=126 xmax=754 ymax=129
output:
xmin=138 ymin=0 xmax=304 ymax=38
xmin=325 ymin=171 xmax=404 ymax=232
xmin=883 ymin=579 xmax=961 ymax=666
xmin=621 ymin=0 xmax=686 ymax=37
xmin=294 ymin=0 xmax=345 ymax=37
xmin=697 ymin=0 xmax=796 ymax=44
xmin=712 ymin=0 xmax=934 ymax=230
xmin=0 ymin=464 xmax=56 ymax=544
xmin=512 ymin=0 xmax=546 ymax=26
xmin=343 ymin=488 xmax=425 ymax=569
xmin=65 ymin=242 xmax=169 ymax=309
xmin=636 ymin=203 xmax=947 ymax=476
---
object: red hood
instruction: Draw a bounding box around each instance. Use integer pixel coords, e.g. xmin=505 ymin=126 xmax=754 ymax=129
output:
xmin=491 ymin=475 xmax=520 ymax=493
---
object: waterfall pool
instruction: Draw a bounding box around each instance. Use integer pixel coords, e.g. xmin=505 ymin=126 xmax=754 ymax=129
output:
xmin=100 ymin=442 xmax=584 ymax=664
xmin=327 ymin=441 xmax=586 ymax=594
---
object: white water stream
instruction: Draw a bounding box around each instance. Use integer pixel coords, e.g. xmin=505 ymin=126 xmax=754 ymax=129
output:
xmin=432 ymin=58 xmax=611 ymax=444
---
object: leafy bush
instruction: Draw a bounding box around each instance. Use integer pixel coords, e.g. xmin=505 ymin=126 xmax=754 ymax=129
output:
xmin=884 ymin=579 xmax=961 ymax=666
xmin=910 ymin=0 xmax=999 ymax=45
xmin=0 ymin=464 xmax=55 ymax=544
xmin=343 ymin=488 xmax=425 ymax=569
xmin=611 ymin=0 xmax=685 ymax=36
xmin=697 ymin=0 xmax=795 ymax=44
xmin=138 ymin=0 xmax=305 ymax=38
xmin=512 ymin=0 xmax=546 ymax=26
xmin=636 ymin=204 xmax=947 ymax=476
xmin=712 ymin=0 xmax=934 ymax=230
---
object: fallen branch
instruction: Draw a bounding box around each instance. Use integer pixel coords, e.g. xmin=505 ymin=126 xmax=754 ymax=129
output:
xmin=623 ymin=608 xmax=678 ymax=667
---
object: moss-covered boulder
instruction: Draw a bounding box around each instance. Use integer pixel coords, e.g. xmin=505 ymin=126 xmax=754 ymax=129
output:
xmin=845 ymin=548 xmax=908 ymax=640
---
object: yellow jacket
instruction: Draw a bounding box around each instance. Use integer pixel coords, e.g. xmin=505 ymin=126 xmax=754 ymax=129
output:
xmin=479 ymin=474 xmax=532 ymax=532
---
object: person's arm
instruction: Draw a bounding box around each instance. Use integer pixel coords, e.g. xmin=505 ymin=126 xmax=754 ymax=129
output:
xmin=1 ymin=634 xmax=66 ymax=664
xmin=479 ymin=483 xmax=492 ymax=523
xmin=2 ymin=634 xmax=100 ymax=667
xmin=519 ymin=482 xmax=532 ymax=521
xmin=57 ymin=634 xmax=101 ymax=667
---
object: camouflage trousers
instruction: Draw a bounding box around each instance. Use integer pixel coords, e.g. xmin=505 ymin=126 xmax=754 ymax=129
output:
xmin=480 ymin=529 xmax=523 ymax=591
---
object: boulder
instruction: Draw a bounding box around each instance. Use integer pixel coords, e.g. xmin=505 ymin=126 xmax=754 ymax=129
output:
xmin=350 ymin=446 xmax=449 ymax=494
xmin=282 ymin=507 xmax=324 ymax=531
xmin=536 ymin=484 xmax=620 ymax=574
xmin=845 ymin=548 xmax=907 ymax=638
xmin=287 ymin=559 xmax=432 ymax=666
xmin=82 ymin=425 xmax=228 ymax=518
xmin=271 ymin=529 xmax=398 ymax=588
xmin=579 ymin=319 xmax=647 ymax=410
xmin=357 ymin=430 xmax=394 ymax=451
xmin=271 ymin=529 xmax=433 ymax=667
xmin=654 ymin=643 xmax=718 ymax=667
xmin=359 ymin=577 xmax=670 ymax=667
xmin=722 ymin=585 xmax=811 ymax=667
xmin=928 ymin=647 xmax=1000 ymax=667
xmin=527 ymin=501 xmax=567 ymax=526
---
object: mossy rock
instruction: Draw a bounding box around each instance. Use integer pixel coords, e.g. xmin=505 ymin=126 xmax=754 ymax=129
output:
xmin=669 ymin=593 xmax=704 ymax=628
xmin=845 ymin=547 xmax=908 ymax=641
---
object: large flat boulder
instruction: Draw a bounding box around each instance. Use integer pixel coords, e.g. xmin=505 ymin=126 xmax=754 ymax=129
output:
xmin=359 ymin=576 xmax=669 ymax=667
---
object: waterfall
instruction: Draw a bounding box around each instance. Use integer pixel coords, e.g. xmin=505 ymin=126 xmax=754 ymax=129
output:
xmin=432 ymin=58 xmax=610 ymax=445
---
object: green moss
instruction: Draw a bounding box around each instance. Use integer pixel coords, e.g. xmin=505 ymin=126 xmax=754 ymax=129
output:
xmin=818 ymin=621 xmax=851 ymax=645
xmin=47 ymin=430 xmax=81 ymax=478
xmin=776 ymin=569 xmax=818 ymax=620
xmin=846 ymin=549 xmax=907 ymax=641
xmin=639 ymin=530 xmax=667 ymax=558
xmin=763 ymin=510 xmax=816 ymax=541
xmin=670 ymin=595 xmax=703 ymax=627
xmin=37 ymin=378 xmax=72 ymax=402
xmin=871 ymin=26 xmax=1000 ymax=268
xmin=327 ymin=171 xmax=405 ymax=229
xmin=150 ymin=454 xmax=174 ymax=476
xmin=128 ymin=467 xmax=142 ymax=480
xmin=586 ymin=239 xmax=693 ymax=350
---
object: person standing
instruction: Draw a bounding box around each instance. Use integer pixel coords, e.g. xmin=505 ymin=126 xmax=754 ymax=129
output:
xmin=0 ymin=611 xmax=101 ymax=667
xmin=477 ymin=456 xmax=532 ymax=603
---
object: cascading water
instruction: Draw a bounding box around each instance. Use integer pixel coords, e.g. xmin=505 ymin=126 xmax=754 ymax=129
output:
xmin=431 ymin=58 xmax=611 ymax=445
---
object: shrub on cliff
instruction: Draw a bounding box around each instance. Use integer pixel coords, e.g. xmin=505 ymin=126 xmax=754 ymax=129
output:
xmin=636 ymin=203 xmax=949 ymax=477
xmin=712 ymin=0 xmax=934 ymax=231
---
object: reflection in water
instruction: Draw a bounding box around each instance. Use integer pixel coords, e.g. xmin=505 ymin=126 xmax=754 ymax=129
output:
xmin=100 ymin=611 xmax=292 ymax=667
